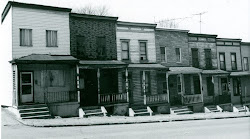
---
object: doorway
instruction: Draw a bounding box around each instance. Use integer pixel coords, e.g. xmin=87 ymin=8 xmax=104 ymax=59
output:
xmin=20 ymin=72 xmax=33 ymax=103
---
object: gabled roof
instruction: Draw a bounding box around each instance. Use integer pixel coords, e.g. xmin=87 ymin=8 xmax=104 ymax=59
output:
xmin=70 ymin=13 xmax=118 ymax=21
xmin=2 ymin=1 xmax=72 ymax=23
xmin=10 ymin=54 xmax=78 ymax=64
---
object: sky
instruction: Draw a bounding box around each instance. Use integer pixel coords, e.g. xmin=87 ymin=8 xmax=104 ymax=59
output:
xmin=0 ymin=0 xmax=249 ymax=41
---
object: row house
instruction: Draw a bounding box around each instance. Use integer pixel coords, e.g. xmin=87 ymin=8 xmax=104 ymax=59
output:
xmin=116 ymin=22 xmax=169 ymax=115
xmin=2 ymin=1 xmax=79 ymax=118
xmin=155 ymin=29 xmax=203 ymax=113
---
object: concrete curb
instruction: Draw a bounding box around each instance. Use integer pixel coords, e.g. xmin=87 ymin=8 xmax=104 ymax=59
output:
xmin=18 ymin=114 xmax=250 ymax=127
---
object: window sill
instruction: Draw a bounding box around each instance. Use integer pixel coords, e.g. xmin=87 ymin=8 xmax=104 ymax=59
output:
xmin=20 ymin=45 xmax=33 ymax=47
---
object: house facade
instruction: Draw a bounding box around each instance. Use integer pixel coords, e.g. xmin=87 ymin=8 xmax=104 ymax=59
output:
xmin=2 ymin=1 xmax=79 ymax=118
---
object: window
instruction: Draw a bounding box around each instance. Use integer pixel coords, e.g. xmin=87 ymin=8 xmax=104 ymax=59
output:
xmin=243 ymin=57 xmax=249 ymax=71
xmin=233 ymin=78 xmax=241 ymax=96
xmin=160 ymin=47 xmax=166 ymax=62
xmin=175 ymin=48 xmax=181 ymax=62
xmin=231 ymin=53 xmax=237 ymax=70
xmin=177 ymin=75 xmax=182 ymax=93
xmin=46 ymin=30 xmax=57 ymax=47
xmin=97 ymin=37 xmax=106 ymax=57
xmin=48 ymin=70 xmax=65 ymax=87
xmin=76 ymin=36 xmax=85 ymax=56
xmin=20 ymin=29 xmax=32 ymax=46
xmin=139 ymin=41 xmax=147 ymax=61
xmin=219 ymin=53 xmax=226 ymax=70
xmin=121 ymin=41 xmax=129 ymax=60
xmin=141 ymin=71 xmax=150 ymax=95
xmin=192 ymin=48 xmax=199 ymax=68
xmin=205 ymin=49 xmax=212 ymax=69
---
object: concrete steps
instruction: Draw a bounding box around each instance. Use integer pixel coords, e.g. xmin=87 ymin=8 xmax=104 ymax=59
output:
xmin=18 ymin=104 xmax=51 ymax=119
xmin=170 ymin=106 xmax=193 ymax=115
xmin=204 ymin=105 xmax=223 ymax=113
xmin=79 ymin=106 xmax=107 ymax=118
xmin=129 ymin=106 xmax=153 ymax=117
xmin=233 ymin=105 xmax=249 ymax=112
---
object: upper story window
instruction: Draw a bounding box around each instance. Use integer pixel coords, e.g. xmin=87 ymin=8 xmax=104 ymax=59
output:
xmin=139 ymin=41 xmax=147 ymax=61
xmin=175 ymin=48 xmax=181 ymax=63
xmin=243 ymin=57 xmax=249 ymax=71
xmin=20 ymin=29 xmax=32 ymax=46
xmin=205 ymin=49 xmax=212 ymax=69
xmin=46 ymin=30 xmax=57 ymax=47
xmin=231 ymin=53 xmax=237 ymax=70
xmin=219 ymin=53 xmax=226 ymax=70
xmin=160 ymin=47 xmax=166 ymax=62
xmin=96 ymin=36 xmax=106 ymax=57
xmin=121 ymin=41 xmax=129 ymax=60
xmin=76 ymin=36 xmax=85 ymax=56
xmin=191 ymin=48 xmax=199 ymax=68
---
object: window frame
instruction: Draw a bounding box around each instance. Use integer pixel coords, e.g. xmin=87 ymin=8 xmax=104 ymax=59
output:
xmin=204 ymin=49 xmax=212 ymax=69
xmin=121 ymin=40 xmax=130 ymax=60
xmin=175 ymin=48 xmax=181 ymax=63
xmin=160 ymin=46 xmax=167 ymax=62
xmin=96 ymin=36 xmax=106 ymax=58
xmin=230 ymin=52 xmax=237 ymax=70
xmin=219 ymin=52 xmax=226 ymax=70
xmin=20 ymin=28 xmax=32 ymax=47
xmin=46 ymin=30 xmax=58 ymax=47
xmin=139 ymin=41 xmax=148 ymax=61
xmin=191 ymin=48 xmax=199 ymax=68
xmin=243 ymin=57 xmax=249 ymax=71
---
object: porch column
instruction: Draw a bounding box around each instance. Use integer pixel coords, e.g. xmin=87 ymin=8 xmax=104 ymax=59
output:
xmin=166 ymin=72 xmax=170 ymax=103
xmin=13 ymin=64 xmax=19 ymax=107
xmin=125 ymin=68 xmax=129 ymax=103
xmin=198 ymin=73 xmax=203 ymax=103
xmin=76 ymin=65 xmax=80 ymax=103
xmin=143 ymin=71 xmax=146 ymax=105
xmin=97 ymin=68 xmax=101 ymax=104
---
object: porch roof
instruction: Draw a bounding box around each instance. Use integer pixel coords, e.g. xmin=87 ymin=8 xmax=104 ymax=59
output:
xmin=168 ymin=67 xmax=202 ymax=74
xmin=79 ymin=60 xmax=127 ymax=69
xmin=10 ymin=54 xmax=79 ymax=64
xmin=202 ymin=70 xmax=229 ymax=75
xmin=230 ymin=71 xmax=250 ymax=76
xmin=128 ymin=63 xmax=168 ymax=70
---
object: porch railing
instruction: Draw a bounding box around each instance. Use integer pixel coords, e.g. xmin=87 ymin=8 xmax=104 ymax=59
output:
xmin=46 ymin=91 xmax=78 ymax=104
xmin=146 ymin=93 xmax=168 ymax=104
xmin=100 ymin=93 xmax=127 ymax=104
xmin=182 ymin=94 xmax=202 ymax=104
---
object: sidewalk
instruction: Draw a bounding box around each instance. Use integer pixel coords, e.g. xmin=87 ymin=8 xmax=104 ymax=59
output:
xmin=6 ymin=107 xmax=249 ymax=127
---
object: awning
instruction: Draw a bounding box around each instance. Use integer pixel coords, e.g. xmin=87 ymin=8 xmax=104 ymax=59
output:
xmin=202 ymin=70 xmax=229 ymax=75
xmin=168 ymin=67 xmax=202 ymax=74
xmin=128 ymin=64 xmax=168 ymax=70
xmin=79 ymin=60 xmax=127 ymax=69
xmin=10 ymin=54 xmax=79 ymax=64
xmin=230 ymin=71 xmax=250 ymax=76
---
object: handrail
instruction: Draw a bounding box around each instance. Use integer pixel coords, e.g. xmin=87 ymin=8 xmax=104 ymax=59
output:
xmin=46 ymin=91 xmax=78 ymax=104
xmin=182 ymin=94 xmax=202 ymax=104
xmin=146 ymin=93 xmax=168 ymax=104
xmin=100 ymin=93 xmax=127 ymax=104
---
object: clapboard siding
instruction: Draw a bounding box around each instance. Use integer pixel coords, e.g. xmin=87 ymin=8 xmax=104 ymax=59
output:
xmin=12 ymin=7 xmax=70 ymax=59
xmin=117 ymin=27 xmax=156 ymax=63
xmin=217 ymin=46 xmax=242 ymax=71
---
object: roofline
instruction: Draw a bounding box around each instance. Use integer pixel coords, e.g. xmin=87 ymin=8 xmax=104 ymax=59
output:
xmin=216 ymin=38 xmax=242 ymax=42
xmin=2 ymin=1 xmax=72 ymax=23
xmin=156 ymin=28 xmax=189 ymax=33
xmin=70 ymin=13 xmax=118 ymax=21
xmin=117 ymin=21 xmax=157 ymax=28
xmin=241 ymin=42 xmax=250 ymax=45
xmin=188 ymin=33 xmax=217 ymax=38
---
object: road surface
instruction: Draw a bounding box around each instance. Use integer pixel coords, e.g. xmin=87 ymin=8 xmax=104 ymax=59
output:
xmin=2 ymin=108 xmax=250 ymax=139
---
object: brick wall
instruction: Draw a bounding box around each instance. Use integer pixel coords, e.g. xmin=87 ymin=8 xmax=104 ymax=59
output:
xmin=155 ymin=30 xmax=189 ymax=67
xmin=70 ymin=16 xmax=117 ymax=60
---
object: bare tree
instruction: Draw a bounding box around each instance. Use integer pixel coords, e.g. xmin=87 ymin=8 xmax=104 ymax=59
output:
xmin=157 ymin=19 xmax=179 ymax=29
xmin=74 ymin=4 xmax=111 ymax=16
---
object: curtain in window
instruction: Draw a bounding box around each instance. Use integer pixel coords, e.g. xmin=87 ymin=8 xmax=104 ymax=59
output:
xmin=46 ymin=30 xmax=57 ymax=47
xmin=20 ymin=29 xmax=32 ymax=46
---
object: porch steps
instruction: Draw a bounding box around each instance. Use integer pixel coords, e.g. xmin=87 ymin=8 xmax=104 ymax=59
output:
xmin=129 ymin=106 xmax=153 ymax=117
xmin=170 ymin=106 xmax=193 ymax=115
xmin=233 ymin=105 xmax=249 ymax=112
xmin=18 ymin=104 xmax=51 ymax=119
xmin=204 ymin=105 xmax=223 ymax=113
xmin=79 ymin=106 xmax=107 ymax=118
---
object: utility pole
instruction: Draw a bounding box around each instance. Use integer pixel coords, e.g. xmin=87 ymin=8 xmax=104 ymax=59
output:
xmin=193 ymin=12 xmax=207 ymax=33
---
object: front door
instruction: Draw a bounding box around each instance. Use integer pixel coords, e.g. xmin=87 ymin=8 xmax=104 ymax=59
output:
xmin=20 ymin=72 xmax=33 ymax=103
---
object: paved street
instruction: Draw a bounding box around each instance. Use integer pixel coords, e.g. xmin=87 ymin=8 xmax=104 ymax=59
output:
xmin=2 ymin=108 xmax=250 ymax=139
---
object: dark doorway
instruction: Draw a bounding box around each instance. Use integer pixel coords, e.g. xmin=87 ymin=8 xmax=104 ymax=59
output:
xmin=169 ymin=75 xmax=182 ymax=106
xmin=80 ymin=69 xmax=98 ymax=106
